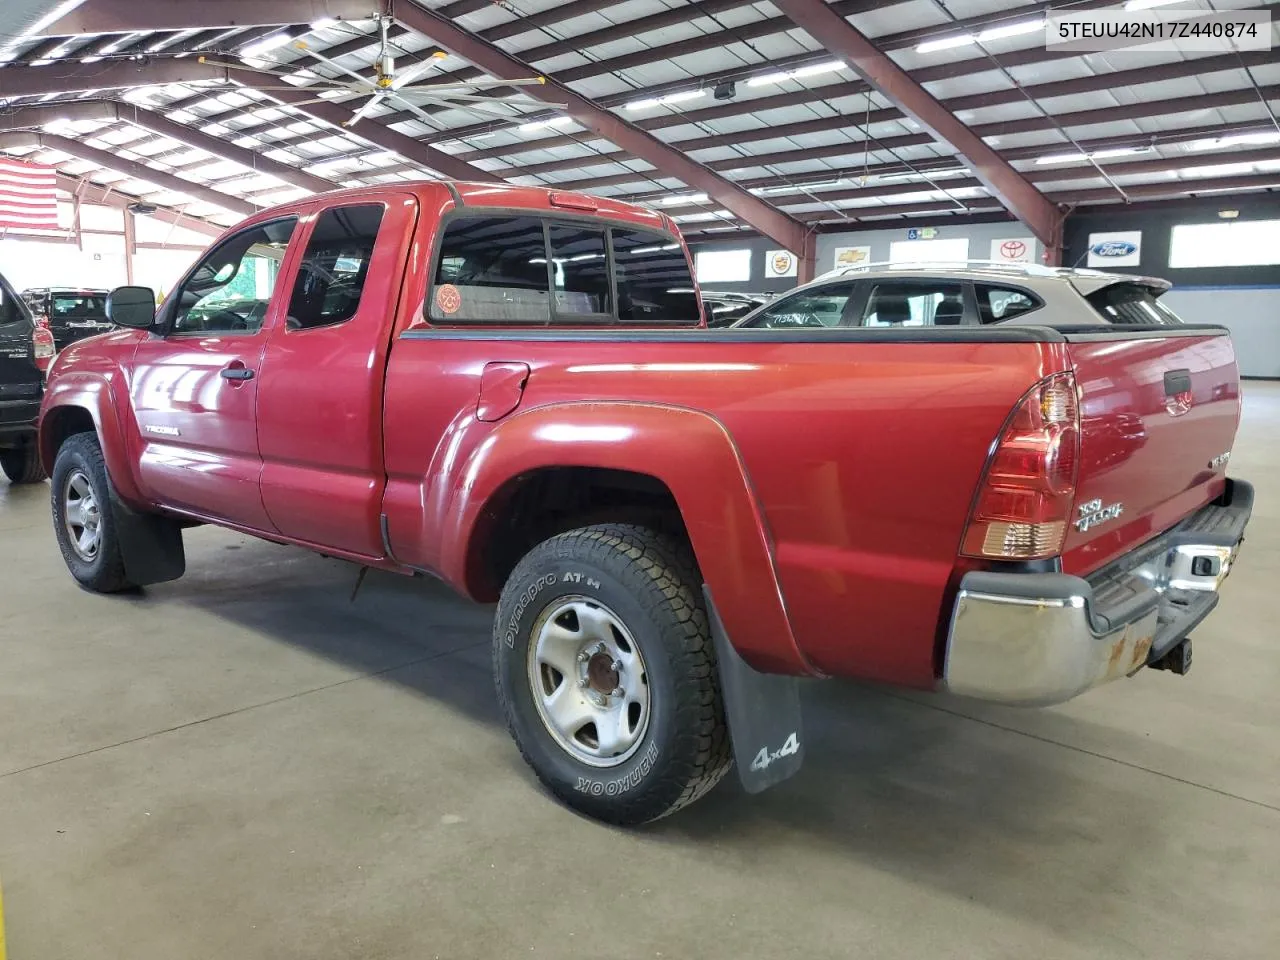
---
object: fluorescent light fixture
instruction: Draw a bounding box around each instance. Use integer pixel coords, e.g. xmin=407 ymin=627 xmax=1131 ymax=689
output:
xmin=519 ymin=115 xmax=573 ymax=132
xmin=629 ymin=244 xmax=680 ymax=254
xmin=1036 ymin=146 xmax=1151 ymax=165
xmin=1180 ymin=162 xmax=1256 ymax=178
xmin=569 ymin=253 xmax=602 ymax=261
xmin=310 ymin=18 xmax=338 ymax=31
xmin=977 ymin=19 xmax=1044 ymax=42
xmin=746 ymin=60 xmax=845 ymax=87
xmin=659 ymin=192 xmax=709 ymax=206
xmin=239 ymin=33 xmax=294 ymax=58
xmin=624 ymin=89 xmax=707 ymax=111
xmin=916 ymin=34 xmax=977 ymax=54
xmin=1188 ymin=131 xmax=1280 ymax=151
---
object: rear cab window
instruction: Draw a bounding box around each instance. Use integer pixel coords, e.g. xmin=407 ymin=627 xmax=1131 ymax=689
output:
xmin=427 ymin=214 xmax=698 ymax=326
xmin=1087 ymin=283 xmax=1184 ymax=325
xmin=51 ymin=293 xmax=108 ymax=319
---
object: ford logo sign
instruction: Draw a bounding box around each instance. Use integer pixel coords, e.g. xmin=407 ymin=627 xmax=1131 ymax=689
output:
xmin=1090 ymin=240 xmax=1137 ymax=257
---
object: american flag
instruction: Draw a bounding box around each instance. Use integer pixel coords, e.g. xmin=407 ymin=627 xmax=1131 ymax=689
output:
xmin=0 ymin=158 xmax=60 ymax=230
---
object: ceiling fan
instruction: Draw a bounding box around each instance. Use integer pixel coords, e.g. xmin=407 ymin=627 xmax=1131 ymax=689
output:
xmin=198 ymin=15 xmax=565 ymax=130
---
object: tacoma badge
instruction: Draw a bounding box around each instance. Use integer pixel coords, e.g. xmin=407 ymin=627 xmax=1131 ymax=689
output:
xmin=1075 ymin=498 xmax=1124 ymax=533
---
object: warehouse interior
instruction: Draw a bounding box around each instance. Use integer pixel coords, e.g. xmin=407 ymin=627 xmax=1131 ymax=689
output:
xmin=1 ymin=1 xmax=1278 ymax=957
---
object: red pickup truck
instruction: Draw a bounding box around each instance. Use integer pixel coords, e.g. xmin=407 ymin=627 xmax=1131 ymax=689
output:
xmin=38 ymin=182 xmax=1252 ymax=825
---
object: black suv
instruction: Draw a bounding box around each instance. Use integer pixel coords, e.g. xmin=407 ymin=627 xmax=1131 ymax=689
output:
xmin=1 ymin=271 xmax=47 ymax=484
xmin=21 ymin=286 xmax=113 ymax=350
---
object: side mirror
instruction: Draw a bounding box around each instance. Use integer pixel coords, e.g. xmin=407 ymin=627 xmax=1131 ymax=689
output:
xmin=106 ymin=286 xmax=157 ymax=329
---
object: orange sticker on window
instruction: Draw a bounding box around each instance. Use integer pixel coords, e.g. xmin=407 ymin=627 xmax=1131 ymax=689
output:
xmin=435 ymin=283 xmax=462 ymax=315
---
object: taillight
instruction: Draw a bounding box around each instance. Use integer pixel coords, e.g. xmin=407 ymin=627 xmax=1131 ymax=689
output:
xmin=961 ymin=372 xmax=1080 ymax=560
xmin=33 ymin=326 xmax=56 ymax=373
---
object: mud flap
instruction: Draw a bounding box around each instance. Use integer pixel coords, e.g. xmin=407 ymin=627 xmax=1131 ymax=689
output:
xmin=704 ymin=586 xmax=805 ymax=794
xmin=113 ymin=496 xmax=186 ymax=586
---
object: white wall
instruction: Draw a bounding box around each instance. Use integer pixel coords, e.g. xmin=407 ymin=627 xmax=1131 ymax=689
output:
xmin=1163 ymin=286 xmax=1280 ymax=378
xmin=815 ymin=221 xmax=1040 ymax=274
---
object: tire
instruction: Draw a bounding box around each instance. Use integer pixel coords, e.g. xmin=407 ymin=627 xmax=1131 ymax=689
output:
xmin=494 ymin=524 xmax=732 ymax=826
xmin=50 ymin=432 xmax=135 ymax=593
xmin=0 ymin=443 xmax=46 ymax=484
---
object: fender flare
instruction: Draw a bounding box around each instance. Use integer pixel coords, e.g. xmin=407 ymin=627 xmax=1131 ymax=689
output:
xmin=436 ymin=401 xmax=815 ymax=676
xmin=39 ymin=374 xmax=145 ymax=506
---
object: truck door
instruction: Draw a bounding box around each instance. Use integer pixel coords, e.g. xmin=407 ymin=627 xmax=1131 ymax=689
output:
xmin=128 ymin=216 xmax=300 ymax=529
xmin=256 ymin=195 xmax=419 ymax=557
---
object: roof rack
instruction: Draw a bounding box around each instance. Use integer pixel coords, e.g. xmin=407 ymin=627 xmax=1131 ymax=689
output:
xmin=815 ymin=259 xmax=1092 ymax=282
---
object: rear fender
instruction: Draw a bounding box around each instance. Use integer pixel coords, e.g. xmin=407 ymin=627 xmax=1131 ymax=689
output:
xmin=439 ymin=402 xmax=814 ymax=676
xmin=40 ymin=374 xmax=145 ymax=506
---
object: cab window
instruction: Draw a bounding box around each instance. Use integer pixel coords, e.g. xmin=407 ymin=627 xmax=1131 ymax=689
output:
xmin=286 ymin=204 xmax=385 ymax=330
xmin=170 ymin=218 xmax=297 ymax=334
xmin=743 ymin=283 xmax=854 ymax=328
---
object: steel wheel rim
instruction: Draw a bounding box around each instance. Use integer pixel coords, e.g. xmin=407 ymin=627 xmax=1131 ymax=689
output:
xmin=527 ymin=596 xmax=651 ymax=768
xmin=62 ymin=470 xmax=102 ymax=561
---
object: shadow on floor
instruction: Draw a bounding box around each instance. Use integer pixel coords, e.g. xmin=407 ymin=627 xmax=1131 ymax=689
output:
xmin=139 ymin=532 xmax=1176 ymax=943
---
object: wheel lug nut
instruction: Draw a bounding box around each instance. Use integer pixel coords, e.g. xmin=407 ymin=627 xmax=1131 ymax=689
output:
xmin=610 ymin=659 xmax=622 ymax=673
xmin=577 ymin=678 xmax=589 ymax=688
xmin=613 ymin=687 xmax=625 ymax=698
xmin=577 ymin=651 xmax=588 ymax=662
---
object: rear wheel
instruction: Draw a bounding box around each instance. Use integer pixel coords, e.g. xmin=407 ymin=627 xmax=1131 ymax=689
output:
xmin=493 ymin=524 xmax=732 ymax=825
xmin=0 ymin=443 xmax=46 ymax=484
xmin=50 ymin=433 xmax=134 ymax=592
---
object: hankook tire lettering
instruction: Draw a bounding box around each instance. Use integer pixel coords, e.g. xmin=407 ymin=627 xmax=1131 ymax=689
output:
xmin=574 ymin=741 xmax=659 ymax=794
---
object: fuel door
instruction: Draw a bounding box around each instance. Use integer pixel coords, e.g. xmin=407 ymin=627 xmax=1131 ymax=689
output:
xmin=476 ymin=361 xmax=531 ymax=422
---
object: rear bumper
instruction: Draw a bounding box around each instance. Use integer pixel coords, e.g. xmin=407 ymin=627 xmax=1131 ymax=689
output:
xmin=943 ymin=479 xmax=1253 ymax=706
xmin=0 ymin=398 xmax=41 ymax=442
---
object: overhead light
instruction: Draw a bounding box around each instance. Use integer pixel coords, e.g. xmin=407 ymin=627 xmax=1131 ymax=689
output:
xmin=1124 ymin=0 xmax=1186 ymax=9
xmin=916 ymin=34 xmax=977 ymax=54
xmin=1188 ymin=131 xmax=1280 ymax=151
xmin=310 ymin=18 xmax=338 ymax=31
xmin=239 ymin=33 xmax=294 ymax=58
xmin=1218 ymin=209 xmax=1240 ymax=219
xmin=1180 ymin=162 xmax=1256 ymax=178
xmin=659 ymin=192 xmax=709 ymax=206
xmin=519 ymin=115 xmax=573 ymax=132
xmin=624 ymin=89 xmax=706 ymax=111
xmin=628 ymin=244 xmax=679 ymax=254
xmin=569 ymin=253 xmax=602 ymax=261
xmin=977 ymin=19 xmax=1044 ymax=42
xmin=1034 ymin=146 xmax=1148 ymax=164
xmin=746 ymin=60 xmax=845 ymax=87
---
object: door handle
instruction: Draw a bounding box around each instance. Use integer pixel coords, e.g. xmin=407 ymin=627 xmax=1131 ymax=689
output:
xmin=220 ymin=366 xmax=254 ymax=381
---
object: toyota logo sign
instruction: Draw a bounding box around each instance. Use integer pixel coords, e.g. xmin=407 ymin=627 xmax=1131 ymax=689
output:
xmin=1000 ymin=240 xmax=1026 ymax=260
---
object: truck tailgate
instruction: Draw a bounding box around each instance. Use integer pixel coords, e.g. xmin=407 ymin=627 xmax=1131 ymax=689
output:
xmin=1062 ymin=329 xmax=1240 ymax=576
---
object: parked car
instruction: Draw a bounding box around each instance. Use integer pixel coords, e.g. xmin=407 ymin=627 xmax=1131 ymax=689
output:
xmin=38 ymin=183 xmax=1251 ymax=826
xmin=1 ymin=271 xmax=51 ymax=483
xmin=21 ymin=287 xmax=114 ymax=350
xmin=732 ymin=260 xmax=1187 ymax=329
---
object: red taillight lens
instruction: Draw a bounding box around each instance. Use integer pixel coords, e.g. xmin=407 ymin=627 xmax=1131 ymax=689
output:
xmin=33 ymin=327 xmax=56 ymax=372
xmin=961 ymin=372 xmax=1080 ymax=560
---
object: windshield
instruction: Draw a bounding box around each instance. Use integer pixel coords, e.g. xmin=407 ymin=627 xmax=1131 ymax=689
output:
xmin=1086 ymin=283 xmax=1184 ymax=326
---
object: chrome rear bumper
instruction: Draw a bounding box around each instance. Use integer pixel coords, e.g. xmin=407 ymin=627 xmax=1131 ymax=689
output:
xmin=943 ymin=479 xmax=1253 ymax=706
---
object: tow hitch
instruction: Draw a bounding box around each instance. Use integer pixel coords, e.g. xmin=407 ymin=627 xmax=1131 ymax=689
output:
xmin=1150 ymin=638 xmax=1193 ymax=675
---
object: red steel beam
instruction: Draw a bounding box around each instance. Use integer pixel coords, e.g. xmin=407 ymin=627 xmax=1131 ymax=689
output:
xmin=395 ymin=0 xmax=815 ymax=275
xmin=38 ymin=0 xmax=382 ymax=36
xmin=0 ymin=58 xmax=231 ymax=98
xmin=0 ymin=132 xmax=258 ymax=216
xmin=734 ymin=0 xmax=1065 ymax=254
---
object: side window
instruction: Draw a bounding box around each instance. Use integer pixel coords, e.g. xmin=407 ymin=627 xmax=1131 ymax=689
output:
xmin=975 ymin=284 xmax=1043 ymax=324
xmin=549 ymin=224 xmax=610 ymax=317
xmin=429 ymin=215 xmax=549 ymax=323
xmin=611 ymin=228 xmax=699 ymax=325
xmin=171 ymin=218 xmax=297 ymax=334
xmin=286 ymin=204 xmax=385 ymax=330
xmin=745 ymin=284 xmax=853 ymax=328
xmin=861 ymin=280 xmax=965 ymax=326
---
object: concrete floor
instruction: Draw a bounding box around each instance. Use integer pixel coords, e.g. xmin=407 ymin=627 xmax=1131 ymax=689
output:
xmin=1 ymin=384 xmax=1277 ymax=960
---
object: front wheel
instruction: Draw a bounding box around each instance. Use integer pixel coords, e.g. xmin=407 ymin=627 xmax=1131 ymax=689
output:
xmin=493 ymin=524 xmax=732 ymax=825
xmin=50 ymin=433 xmax=134 ymax=593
